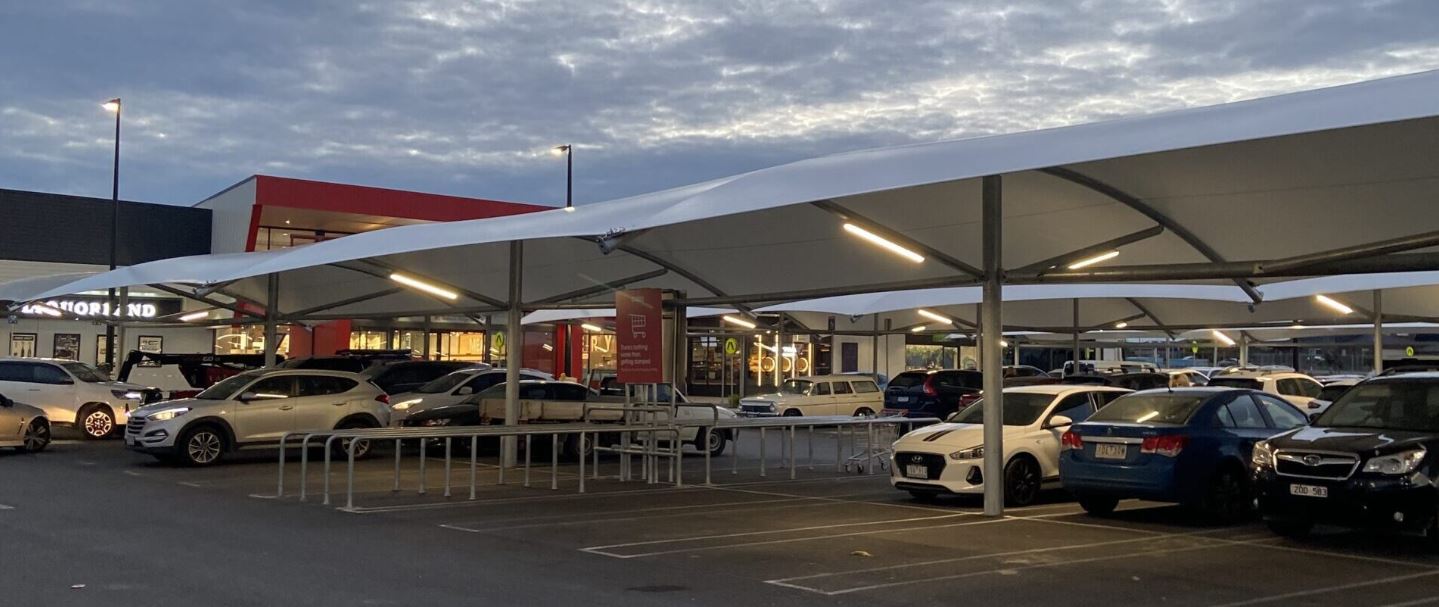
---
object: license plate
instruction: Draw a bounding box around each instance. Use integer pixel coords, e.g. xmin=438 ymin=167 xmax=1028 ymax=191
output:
xmin=1095 ymin=444 xmax=1127 ymax=460
xmin=1290 ymin=483 xmax=1328 ymax=498
xmin=896 ymin=396 xmax=910 ymax=403
xmin=905 ymin=464 xmax=928 ymax=478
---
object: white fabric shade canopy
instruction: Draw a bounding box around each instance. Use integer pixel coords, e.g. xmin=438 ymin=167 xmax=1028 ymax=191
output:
xmin=7 ymin=69 xmax=1439 ymax=325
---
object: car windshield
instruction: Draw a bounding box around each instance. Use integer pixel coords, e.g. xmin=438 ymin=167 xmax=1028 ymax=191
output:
xmin=780 ymin=380 xmax=813 ymax=396
xmin=414 ymin=372 xmax=472 ymax=394
xmin=61 ymin=362 xmax=108 ymax=382
xmin=948 ymin=393 xmax=1055 ymax=426
xmin=1086 ymin=393 xmax=1207 ymax=425
xmin=1208 ymin=377 xmax=1263 ymax=390
xmin=1315 ymin=381 xmax=1439 ymax=432
xmin=196 ymin=372 xmax=261 ymax=400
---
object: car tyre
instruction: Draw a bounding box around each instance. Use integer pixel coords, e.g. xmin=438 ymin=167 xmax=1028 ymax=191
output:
xmin=1077 ymin=495 xmax=1119 ymax=516
xmin=78 ymin=405 xmax=115 ymax=440
xmin=782 ymin=409 xmax=802 ymax=417
xmin=1266 ymin=519 xmax=1313 ymax=539
xmin=1003 ymin=456 xmax=1041 ymax=506
xmin=563 ymin=432 xmax=595 ymax=460
xmin=18 ymin=419 xmax=50 ymax=452
xmin=332 ymin=419 xmax=377 ymax=460
xmin=1200 ymin=469 xmax=1250 ymax=524
xmin=694 ymin=429 xmax=727 ymax=457
xmin=177 ymin=425 xmax=226 ymax=467
xmin=854 ymin=407 xmax=875 ymax=418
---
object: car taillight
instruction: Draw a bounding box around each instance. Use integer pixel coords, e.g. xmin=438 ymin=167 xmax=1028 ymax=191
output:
xmin=376 ymin=394 xmax=390 ymax=404
xmin=1140 ymin=435 xmax=1186 ymax=457
xmin=1060 ymin=431 xmax=1083 ymax=451
xmin=922 ymin=377 xmax=937 ymax=396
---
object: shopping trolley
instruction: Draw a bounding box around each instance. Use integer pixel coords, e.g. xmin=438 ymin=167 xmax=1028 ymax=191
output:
xmin=843 ymin=419 xmax=903 ymax=474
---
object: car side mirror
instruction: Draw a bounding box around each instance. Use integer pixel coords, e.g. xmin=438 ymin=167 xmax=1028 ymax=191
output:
xmin=1308 ymin=412 xmax=1321 ymax=424
xmin=456 ymin=386 xmax=474 ymax=396
xmin=1046 ymin=415 xmax=1073 ymax=429
xmin=238 ymin=391 xmax=259 ymax=402
xmin=0 ymin=394 xmax=11 ymax=407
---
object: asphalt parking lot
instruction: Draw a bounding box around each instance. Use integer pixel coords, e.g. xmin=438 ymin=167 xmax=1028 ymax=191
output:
xmin=4 ymin=429 xmax=1439 ymax=607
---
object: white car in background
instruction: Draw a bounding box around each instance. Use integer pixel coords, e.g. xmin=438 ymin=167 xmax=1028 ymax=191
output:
xmin=738 ymin=375 xmax=883 ymax=417
xmin=890 ymin=385 xmax=1131 ymax=506
xmin=1206 ymin=368 xmax=1323 ymax=410
xmin=0 ymin=357 xmax=157 ymax=439
xmin=387 ymin=368 xmax=553 ymax=424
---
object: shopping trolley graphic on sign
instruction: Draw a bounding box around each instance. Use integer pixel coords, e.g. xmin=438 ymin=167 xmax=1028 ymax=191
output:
xmin=843 ymin=419 xmax=902 ymax=474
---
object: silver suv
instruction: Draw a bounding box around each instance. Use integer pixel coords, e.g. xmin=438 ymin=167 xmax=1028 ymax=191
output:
xmin=125 ymin=369 xmax=391 ymax=466
xmin=0 ymin=357 xmax=158 ymax=439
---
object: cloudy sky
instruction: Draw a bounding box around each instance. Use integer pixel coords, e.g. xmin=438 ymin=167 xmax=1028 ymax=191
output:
xmin=1 ymin=0 xmax=1436 ymax=208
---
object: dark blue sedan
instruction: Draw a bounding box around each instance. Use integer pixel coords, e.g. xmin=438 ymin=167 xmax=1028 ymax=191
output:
xmin=1059 ymin=387 xmax=1308 ymax=522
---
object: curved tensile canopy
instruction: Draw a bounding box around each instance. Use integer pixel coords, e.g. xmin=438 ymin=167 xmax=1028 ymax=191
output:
xmin=6 ymin=69 xmax=1439 ymax=323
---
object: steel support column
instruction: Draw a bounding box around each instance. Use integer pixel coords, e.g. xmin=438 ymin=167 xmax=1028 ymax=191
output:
xmin=1239 ymin=334 xmax=1249 ymax=366
xmin=980 ymin=175 xmax=1005 ymax=517
xmin=115 ymin=287 xmax=129 ymax=366
xmin=871 ymin=314 xmax=880 ymax=376
xmin=263 ymin=273 xmax=279 ymax=368
xmin=1373 ymin=289 xmax=1384 ymax=374
xmin=1071 ymin=298 xmax=1080 ymax=375
xmin=503 ymin=241 xmax=524 ymax=468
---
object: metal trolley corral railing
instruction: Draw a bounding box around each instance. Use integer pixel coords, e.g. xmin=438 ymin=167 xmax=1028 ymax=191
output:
xmin=275 ymin=415 xmax=938 ymax=511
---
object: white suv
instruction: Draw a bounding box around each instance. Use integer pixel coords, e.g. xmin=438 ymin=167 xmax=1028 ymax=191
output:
xmin=0 ymin=357 xmax=157 ymax=439
xmin=1207 ymin=368 xmax=1323 ymax=409
xmin=125 ymin=369 xmax=391 ymax=466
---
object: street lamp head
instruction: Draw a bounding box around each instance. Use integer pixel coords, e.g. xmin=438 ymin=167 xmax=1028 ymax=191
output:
xmin=102 ymin=98 xmax=121 ymax=113
xmin=551 ymin=144 xmax=570 ymax=156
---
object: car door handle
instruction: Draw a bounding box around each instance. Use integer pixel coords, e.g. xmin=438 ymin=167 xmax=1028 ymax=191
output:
xmin=332 ymin=402 xmax=347 ymax=407
xmin=278 ymin=405 xmax=294 ymax=411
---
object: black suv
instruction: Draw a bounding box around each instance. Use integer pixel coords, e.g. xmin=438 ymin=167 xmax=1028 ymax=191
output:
xmin=362 ymin=360 xmax=478 ymax=394
xmin=1255 ymin=373 xmax=1439 ymax=540
xmin=883 ymin=370 xmax=982 ymax=418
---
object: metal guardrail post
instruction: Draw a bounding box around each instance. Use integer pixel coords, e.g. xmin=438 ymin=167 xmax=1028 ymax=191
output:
xmin=789 ymin=425 xmax=797 ymax=480
xmin=551 ymin=433 xmax=559 ymax=491
xmin=523 ymin=434 xmax=532 ymax=488
xmin=443 ymin=437 xmax=453 ymax=498
xmin=345 ymin=438 xmax=357 ymax=510
xmin=867 ymin=423 xmax=876 ymax=476
xmin=469 ymin=436 xmax=478 ymax=500
xmin=322 ymin=435 xmax=337 ymax=506
xmin=759 ymin=427 xmax=766 ymax=477
xmin=393 ymin=439 xmax=401 ymax=492
xmin=277 ymin=433 xmax=290 ymax=498
xmin=732 ymin=428 xmax=740 ymax=475
xmin=807 ymin=425 xmax=814 ymax=471
xmin=578 ymin=431 xmax=586 ymax=494
xmin=418 ymin=439 xmax=427 ymax=495
xmin=702 ymin=427 xmax=711 ymax=486
xmin=835 ymin=424 xmax=843 ymax=472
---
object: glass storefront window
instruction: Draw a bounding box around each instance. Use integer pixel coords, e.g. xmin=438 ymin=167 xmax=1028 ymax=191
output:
xmin=583 ymin=332 xmax=617 ymax=375
xmin=215 ymin=325 xmax=290 ymax=357
xmin=905 ymin=344 xmax=958 ymax=370
xmin=349 ymin=330 xmax=389 ymax=351
xmin=429 ymin=331 xmax=488 ymax=362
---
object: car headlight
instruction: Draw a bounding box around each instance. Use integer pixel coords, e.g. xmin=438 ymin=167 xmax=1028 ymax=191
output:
xmin=112 ymin=389 xmax=144 ymax=400
xmin=949 ymin=446 xmax=983 ymax=460
xmin=1252 ymin=440 xmax=1275 ymax=469
xmin=1363 ymin=448 xmax=1427 ymax=475
xmin=391 ymin=399 xmax=420 ymax=411
xmin=422 ymin=418 xmax=452 ymax=427
xmin=147 ymin=407 xmax=191 ymax=422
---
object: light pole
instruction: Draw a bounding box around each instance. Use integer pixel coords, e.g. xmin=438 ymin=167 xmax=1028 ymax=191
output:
xmin=552 ymin=144 xmax=574 ymax=377
xmin=102 ymin=98 xmax=121 ymax=371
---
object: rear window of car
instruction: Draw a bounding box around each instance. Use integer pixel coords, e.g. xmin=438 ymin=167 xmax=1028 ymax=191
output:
xmin=1207 ymin=377 xmax=1263 ymax=390
xmin=888 ymin=372 xmax=929 ymax=388
xmin=1087 ymin=393 xmax=1209 ymax=425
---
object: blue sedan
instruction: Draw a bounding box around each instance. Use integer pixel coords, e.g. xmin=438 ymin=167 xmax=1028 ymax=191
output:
xmin=1059 ymin=387 xmax=1308 ymax=522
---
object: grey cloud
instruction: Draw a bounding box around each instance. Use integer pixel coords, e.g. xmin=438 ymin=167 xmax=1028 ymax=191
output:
xmin=0 ymin=0 xmax=1436 ymax=207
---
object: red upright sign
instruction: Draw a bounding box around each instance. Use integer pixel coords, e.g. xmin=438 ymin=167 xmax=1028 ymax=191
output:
xmin=616 ymin=288 xmax=665 ymax=384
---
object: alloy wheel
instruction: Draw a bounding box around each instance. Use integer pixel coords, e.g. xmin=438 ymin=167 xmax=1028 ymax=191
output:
xmin=1006 ymin=459 xmax=1040 ymax=506
xmin=187 ymin=431 xmax=223 ymax=464
xmin=23 ymin=422 xmax=49 ymax=451
xmin=83 ymin=411 xmax=113 ymax=438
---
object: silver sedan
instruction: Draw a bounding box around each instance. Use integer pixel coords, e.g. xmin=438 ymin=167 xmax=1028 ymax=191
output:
xmin=0 ymin=393 xmax=51 ymax=452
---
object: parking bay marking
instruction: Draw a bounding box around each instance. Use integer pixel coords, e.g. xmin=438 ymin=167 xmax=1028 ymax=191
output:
xmin=1205 ymin=569 xmax=1439 ymax=607
xmin=772 ymin=534 xmax=1284 ymax=596
xmin=0 ymin=504 xmax=14 ymax=511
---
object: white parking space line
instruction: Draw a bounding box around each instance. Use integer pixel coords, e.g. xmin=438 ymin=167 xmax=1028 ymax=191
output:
xmin=1377 ymin=597 xmax=1439 ymax=607
xmin=1205 ymin=569 xmax=1439 ymax=607
xmin=120 ymin=470 xmax=144 ymax=477
xmin=581 ymin=513 xmax=1045 ymax=559
xmin=766 ymin=527 xmax=1243 ymax=588
xmin=772 ymin=535 xmax=1283 ymax=596
xmin=345 ymin=485 xmax=724 ymax=514
xmin=441 ymin=491 xmax=896 ymax=533
xmin=0 ymin=504 xmax=14 ymax=510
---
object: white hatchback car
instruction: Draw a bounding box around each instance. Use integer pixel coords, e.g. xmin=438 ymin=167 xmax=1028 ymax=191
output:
xmin=1206 ymin=369 xmax=1323 ymax=410
xmin=890 ymin=385 xmax=1131 ymax=506
xmin=0 ymin=357 xmax=156 ymax=439
xmin=126 ymin=369 xmax=391 ymax=466
xmin=738 ymin=376 xmax=883 ymax=417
